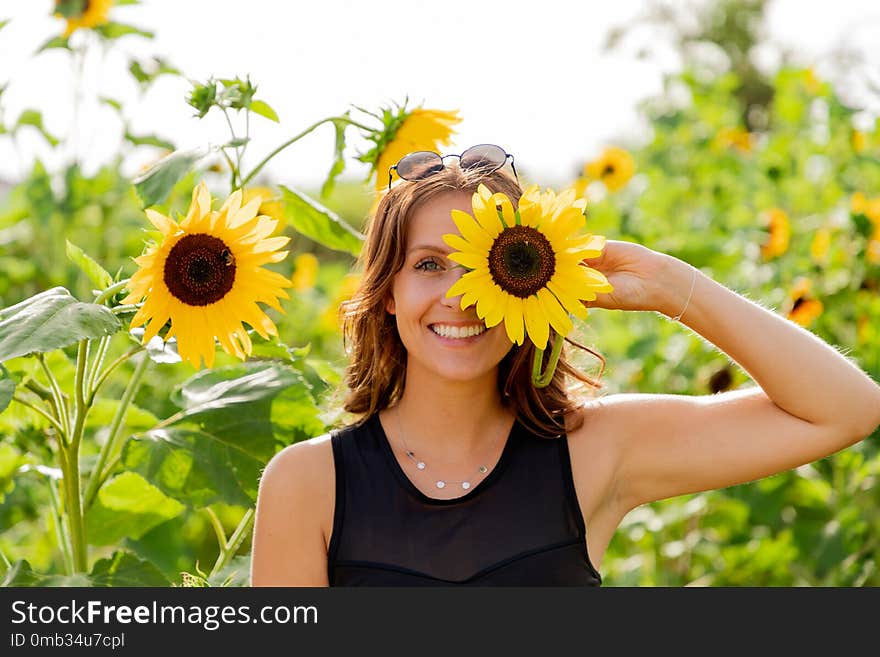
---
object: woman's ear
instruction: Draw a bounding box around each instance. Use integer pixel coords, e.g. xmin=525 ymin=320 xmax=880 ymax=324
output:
xmin=385 ymin=294 xmax=395 ymax=315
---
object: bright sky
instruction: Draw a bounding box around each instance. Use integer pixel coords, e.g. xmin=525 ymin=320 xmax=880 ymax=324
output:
xmin=1 ymin=0 xmax=878 ymax=190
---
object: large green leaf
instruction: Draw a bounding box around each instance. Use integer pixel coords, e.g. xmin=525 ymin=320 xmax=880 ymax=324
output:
xmin=279 ymin=185 xmax=363 ymax=256
xmin=89 ymin=552 xmax=171 ymax=586
xmin=93 ymin=22 xmax=155 ymax=40
xmin=66 ymin=240 xmax=114 ymax=290
xmin=0 ymin=287 xmax=121 ymax=362
xmin=0 ymin=366 xmax=13 ymax=414
xmin=85 ymin=471 xmax=185 ymax=545
xmin=132 ymin=147 xmax=207 ymax=208
xmin=122 ymin=362 xmax=309 ymax=507
xmin=1 ymin=553 xmax=169 ymax=586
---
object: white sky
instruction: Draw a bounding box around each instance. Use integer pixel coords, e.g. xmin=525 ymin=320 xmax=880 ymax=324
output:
xmin=0 ymin=0 xmax=879 ymax=190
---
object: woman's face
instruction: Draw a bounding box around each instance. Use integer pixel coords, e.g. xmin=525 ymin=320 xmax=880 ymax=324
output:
xmin=385 ymin=190 xmax=514 ymax=384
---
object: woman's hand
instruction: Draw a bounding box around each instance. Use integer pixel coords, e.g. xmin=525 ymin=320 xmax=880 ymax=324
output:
xmin=580 ymin=239 xmax=680 ymax=314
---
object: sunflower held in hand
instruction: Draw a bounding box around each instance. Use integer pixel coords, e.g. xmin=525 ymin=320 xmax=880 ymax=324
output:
xmin=443 ymin=184 xmax=613 ymax=386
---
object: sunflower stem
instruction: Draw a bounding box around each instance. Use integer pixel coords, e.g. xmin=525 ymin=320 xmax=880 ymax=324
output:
xmin=37 ymin=354 xmax=71 ymax=444
xmin=46 ymin=475 xmax=75 ymax=576
xmin=89 ymin=345 xmax=144 ymax=402
xmin=84 ymin=351 xmax=150 ymax=512
xmin=209 ymin=508 xmax=254 ymax=581
xmin=93 ymin=279 xmax=130 ymax=305
xmin=59 ymin=339 xmax=91 ymax=574
xmin=221 ymin=107 xmax=242 ymax=187
xmin=240 ymin=115 xmax=370 ymax=187
xmin=531 ymin=331 xmax=565 ymax=388
xmin=11 ymin=395 xmax=67 ymax=436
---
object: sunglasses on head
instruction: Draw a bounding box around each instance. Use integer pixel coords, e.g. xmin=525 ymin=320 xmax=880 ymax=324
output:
xmin=388 ymin=143 xmax=518 ymax=190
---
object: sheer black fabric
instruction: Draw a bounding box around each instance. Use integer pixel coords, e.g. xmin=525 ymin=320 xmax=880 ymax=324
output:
xmin=328 ymin=413 xmax=602 ymax=586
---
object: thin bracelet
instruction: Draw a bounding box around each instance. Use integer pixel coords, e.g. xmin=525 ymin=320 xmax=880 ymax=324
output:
xmin=671 ymin=266 xmax=697 ymax=322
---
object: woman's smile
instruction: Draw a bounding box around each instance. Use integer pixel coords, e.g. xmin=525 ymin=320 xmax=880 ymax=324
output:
xmin=427 ymin=321 xmax=489 ymax=346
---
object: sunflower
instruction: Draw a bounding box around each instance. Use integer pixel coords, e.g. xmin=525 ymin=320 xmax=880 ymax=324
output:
xmin=583 ymin=146 xmax=635 ymax=192
xmin=121 ymin=181 xmax=292 ymax=369
xmin=786 ymin=278 xmax=823 ymax=328
xmin=760 ymin=208 xmax=790 ymax=260
xmin=810 ymin=227 xmax=831 ymax=265
xmin=54 ymin=0 xmax=113 ymax=37
xmin=443 ymin=184 xmax=612 ymax=385
xmin=358 ymin=103 xmax=461 ymax=193
xmin=712 ymin=127 xmax=753 ymax=153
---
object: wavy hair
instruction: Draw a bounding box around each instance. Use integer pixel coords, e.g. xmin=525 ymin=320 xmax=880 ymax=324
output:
xmin=331 ymin=165 xmax=606 ymax=438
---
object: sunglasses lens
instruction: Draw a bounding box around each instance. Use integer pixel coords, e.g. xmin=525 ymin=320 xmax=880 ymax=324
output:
xmin=459 ymin=144 xmax=507 ymax=172
xmin=396 ymin=152 xmax=444 ymax=180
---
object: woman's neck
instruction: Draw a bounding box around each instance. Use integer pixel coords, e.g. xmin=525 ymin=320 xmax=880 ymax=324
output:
xmin=386 ymin=366 xmax=514 ymax=459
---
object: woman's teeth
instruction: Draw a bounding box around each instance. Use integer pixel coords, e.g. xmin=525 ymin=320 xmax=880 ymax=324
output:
xmin=430 ymin=324 xmax=486 ymax=339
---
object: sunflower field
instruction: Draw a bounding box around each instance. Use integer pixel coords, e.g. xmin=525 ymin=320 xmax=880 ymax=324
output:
xmin=1 ymin=0 xmax=879 ymax=587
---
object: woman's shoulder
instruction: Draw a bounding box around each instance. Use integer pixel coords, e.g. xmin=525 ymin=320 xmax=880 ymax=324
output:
xmin=564 ymin=396 xmax=627 ymax=515
xmin=259 ymin=431 xmax=338 ymax=503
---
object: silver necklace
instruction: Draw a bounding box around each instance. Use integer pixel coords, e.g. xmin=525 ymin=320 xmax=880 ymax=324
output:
xmin=395 ymin=408 xmax=501 ymax=490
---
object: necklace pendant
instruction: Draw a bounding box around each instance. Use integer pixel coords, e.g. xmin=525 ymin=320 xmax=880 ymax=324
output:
xmin=461 ymin=481 xmax=471 ymax=490
xmin=417 ymin=461 xmax=426 ymax=470
xmin=436 ymin=480 xmax=446 ymax=489
xmin=479 ymin=465 xmax=488 ymax=474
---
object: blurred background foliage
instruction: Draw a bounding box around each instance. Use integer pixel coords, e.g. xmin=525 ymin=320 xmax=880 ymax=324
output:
xmin=0 ymin=0 xmax=878 ymax=586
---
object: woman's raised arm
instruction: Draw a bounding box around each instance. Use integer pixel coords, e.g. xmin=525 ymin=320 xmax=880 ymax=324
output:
xmin=578 ymin=241 xmax=880 ymax=511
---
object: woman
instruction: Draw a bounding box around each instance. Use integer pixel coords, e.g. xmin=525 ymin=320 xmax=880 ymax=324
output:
xmin=251 ymin=150 xmax=880 ymax=586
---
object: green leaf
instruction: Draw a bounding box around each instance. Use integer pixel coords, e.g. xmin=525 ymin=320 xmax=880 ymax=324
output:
xmin=0 ymin=365 xmax=13 ymax=414
xmin=0 ymin=19 xmax=10 ymax=32
xmin=124 ymin=131 xmax=175 ymax=150
xmin=0 ymin=442 xmax=25 ymax=503
xmin=1 ymin=553 xmax=168 ymax=586
xmin=85 ymin=398 xmax=160 ymax=434
xmin=99 ymin=96 xmax=123 ymax=111
xmin=14 ymin=109 xmax=59 ymax=147
xmin=36 ymin=36 xmax=71 ymax=52
xmin=2 ymin=560 xmax=43 ymax=586
xmin=66 ymin=240 xmax=114 ymax=290
xmin=122 ymin=362 xmax=308 ymax=506
xmin=321 ymin=116 xmax=348 ymax=198
xmin=132 ymin=147 xmax=207 ymax=208
xmin=85 ymin=472 xmax=185 ymax=545
xmin=93 ymin=22 xmax=154 ymax=40
xmin=89 ymin=551 xmax=171 ymax=586
xmin=249 ymin=99 xmax=279 ymax=123
xmin=0 ymin=287 xmax=121 ymax=362
xmin=279 ymin=185 xmax=364 ymax=256
xmin=225 ymin=137 xmax=250 ymax=148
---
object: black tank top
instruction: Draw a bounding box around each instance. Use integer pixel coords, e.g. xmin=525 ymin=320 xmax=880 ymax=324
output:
xmin=327 ymin=412 xmax=602 ymax=586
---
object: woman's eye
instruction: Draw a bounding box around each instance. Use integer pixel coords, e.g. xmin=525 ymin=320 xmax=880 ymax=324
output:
xmin=415 ymin=258 xmax=443 ymax=272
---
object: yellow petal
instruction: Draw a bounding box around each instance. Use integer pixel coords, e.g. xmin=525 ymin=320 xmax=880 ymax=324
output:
xmin=443 ymin=232 xmax=486 ymax=256
xmin=537 ymin=287 xmax=573 ymax=337
xmin=523 ymin=295 xmax=550 ymax=350
xmin=483 ymin=285 xmax=508 ymax=328
xmin=503 ymin=296 xmax=525 ymax=345
xmin=448 ymin=251 xmax=488 ymax=270
xmin=451 ymin=209 xmax=493 ymax=252
xmin=547 ymin=278 xmax=588 ymax=320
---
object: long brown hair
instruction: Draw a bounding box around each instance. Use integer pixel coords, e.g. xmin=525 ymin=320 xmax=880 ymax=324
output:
xmin=331 ymin=165 xmax=606 ymax=438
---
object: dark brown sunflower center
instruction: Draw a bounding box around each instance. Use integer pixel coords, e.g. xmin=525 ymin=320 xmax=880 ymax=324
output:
xmin=602 ymin=164 xmax=616 ymax=176
xmin=488 ymin=225 xmax=556 ymax=299
xmin=164 ymin=234 xmax=236 ymax=306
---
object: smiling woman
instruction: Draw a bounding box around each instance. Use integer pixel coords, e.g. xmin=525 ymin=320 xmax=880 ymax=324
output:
xmin=250 ymin=153 xmax=880 ymax=587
